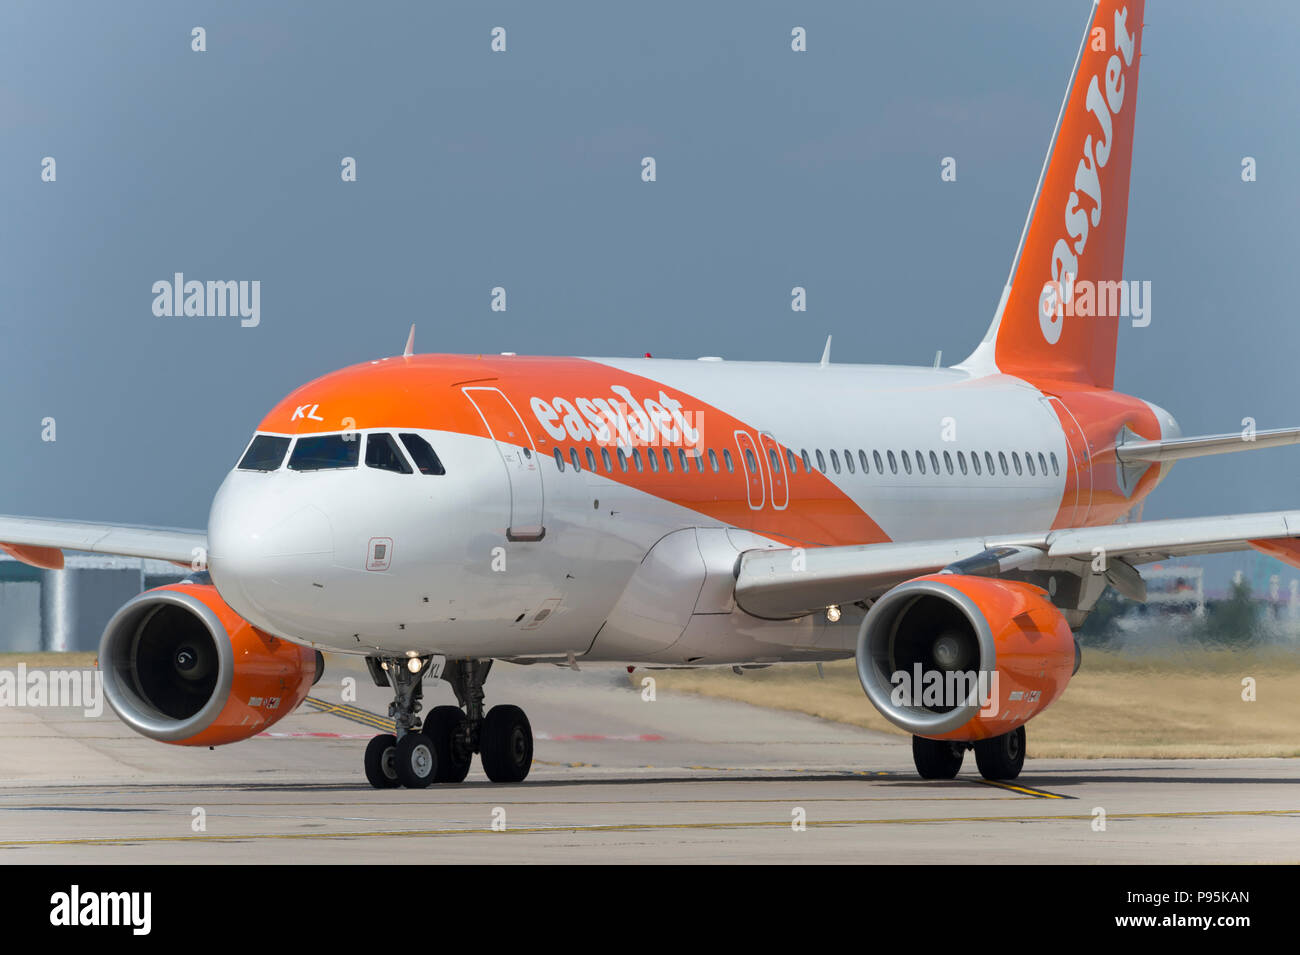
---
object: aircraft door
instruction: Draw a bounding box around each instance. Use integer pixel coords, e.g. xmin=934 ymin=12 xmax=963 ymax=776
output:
xmin=463 ymin=387 xmax=546 ymax=541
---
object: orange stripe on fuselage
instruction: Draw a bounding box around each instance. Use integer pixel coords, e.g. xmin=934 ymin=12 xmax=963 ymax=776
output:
xmin=258 ymin=354 xmax=891 ymax=547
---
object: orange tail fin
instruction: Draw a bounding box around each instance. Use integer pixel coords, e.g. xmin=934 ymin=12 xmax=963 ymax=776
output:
xmin=962 ymin=1 xmax=1144 ymax=390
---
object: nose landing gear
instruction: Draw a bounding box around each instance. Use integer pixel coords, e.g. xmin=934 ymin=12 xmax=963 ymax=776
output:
xmin=362 ymin=656 xmax=533 ymax=788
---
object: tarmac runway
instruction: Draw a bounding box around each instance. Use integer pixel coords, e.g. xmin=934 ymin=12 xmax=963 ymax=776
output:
xmin=2 ymin=658 xmax=1299 ymax=863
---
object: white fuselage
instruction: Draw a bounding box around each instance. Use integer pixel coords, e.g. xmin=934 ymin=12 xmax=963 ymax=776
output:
xmin=205 ymin=358 xmax=1175 ymax=666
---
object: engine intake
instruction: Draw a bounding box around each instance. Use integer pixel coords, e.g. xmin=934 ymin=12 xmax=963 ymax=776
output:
xmin=100 ymin=583 xmax=319 ymax=746
xmin=856 ymin=574 xmax=1075 ymax=741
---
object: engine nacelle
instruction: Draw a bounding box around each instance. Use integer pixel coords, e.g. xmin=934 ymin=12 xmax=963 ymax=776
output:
xmin=856 ymin=574 xmax=1075 ymax=741
xmin=99 ymin=582 xmax=321 ymax=746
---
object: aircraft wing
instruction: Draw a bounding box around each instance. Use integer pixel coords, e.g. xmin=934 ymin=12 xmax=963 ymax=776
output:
xmin=734 ymin=510 xmax=1300 ymax=619
xmin=0 ymin=514 xmax=207 ymax=570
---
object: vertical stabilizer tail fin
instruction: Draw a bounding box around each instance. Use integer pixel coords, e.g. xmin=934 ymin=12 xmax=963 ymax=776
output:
xmin=961 ymin=1 xmax=1144 ymax=389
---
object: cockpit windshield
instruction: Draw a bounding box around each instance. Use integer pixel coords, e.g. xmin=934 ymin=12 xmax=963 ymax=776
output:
xmin=288 ymin=434 xmax=361 ymax=471
xmin=237 ymin=434 xmax=291 ymax=472
xmin=238 ymin=430 xmax=444 ymax=475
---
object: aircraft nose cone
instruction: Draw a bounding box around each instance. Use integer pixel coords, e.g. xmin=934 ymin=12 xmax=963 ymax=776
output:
xmin=208 ymin=478 xmax=336 ymax=630
xmin=249 ymin=504 xmax=334 ymax=559
xmin=210 ymin=501 xmax=333 ymax=566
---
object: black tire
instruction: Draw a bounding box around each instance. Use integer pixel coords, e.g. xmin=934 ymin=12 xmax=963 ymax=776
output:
xmin=364 ymin=733 xmax=400 ymax=789
xmin=423 ymin=705 xmax=473 ymax=783
xmin=912 ymin=735 xmax=964 ymax=779
xmin=974 ymin=726 xmax=1026 ymax=780
xmin=395 ymin=732 xmax=438 ymax=789
xmin=480 ymin=704 xmax=533 ymax=783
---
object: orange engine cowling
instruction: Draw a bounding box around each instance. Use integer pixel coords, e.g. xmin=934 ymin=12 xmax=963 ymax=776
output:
xmin=855 ymin=574 xmax=1075 ymax=741
xmin=98 ymin=582 xmax=321 ymax=746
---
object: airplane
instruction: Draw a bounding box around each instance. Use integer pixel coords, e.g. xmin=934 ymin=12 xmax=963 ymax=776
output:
xmin=4 ymin=0 xmax=1299 ymax=788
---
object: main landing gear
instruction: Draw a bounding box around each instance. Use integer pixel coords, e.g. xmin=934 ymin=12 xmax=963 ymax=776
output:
xmin=362 ymin=657 xmax=533 ymax=789
xmin=911 ymin=726 xmax=1026 ymax=781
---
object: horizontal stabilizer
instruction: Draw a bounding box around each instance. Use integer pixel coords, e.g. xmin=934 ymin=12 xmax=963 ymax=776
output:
xmin=1116 ymin=426 xmax=1300 ymax=463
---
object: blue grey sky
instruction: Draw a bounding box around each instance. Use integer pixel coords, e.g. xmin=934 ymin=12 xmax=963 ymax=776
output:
xmin=2 ymin=1 xmax=1298 ymax=586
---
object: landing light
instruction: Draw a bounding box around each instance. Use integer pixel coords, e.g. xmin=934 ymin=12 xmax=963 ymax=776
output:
xmin=407 ymin=657 xmax=423 ymax=674
xmin=826 ymin=605 xmax=842 ymax=623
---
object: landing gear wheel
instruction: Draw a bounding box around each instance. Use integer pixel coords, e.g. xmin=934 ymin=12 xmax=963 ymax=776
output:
xmin=395 ymin=732 xmax=438 ymax=789
xmin=912 ymin=735 xmax=965 ymax=779
xmin=480 ymin=704 xmax=533 ymax=783
xmin=364 ymin=733 xmax=400 ymax=789
xmin=423 ymin=705 xmax=473 ymax=783
xmin=974 ymin=726 xmax=1026 ymax=780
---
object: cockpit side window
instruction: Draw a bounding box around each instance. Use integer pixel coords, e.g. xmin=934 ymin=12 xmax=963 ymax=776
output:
xmin=238 ymin=434 xmax=291 ymax=472
xmin=399 ymin=433 xmax=446 ymax=475
xmin=288 ymin=434 xmax=360 ymax=471
xmin=365 ymin=433 xmax=413 ymax=474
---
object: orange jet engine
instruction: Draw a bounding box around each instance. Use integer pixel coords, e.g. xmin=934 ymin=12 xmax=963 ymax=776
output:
xmin=856 ymin=574 xmax=1076 ymax=741
xmin=99 ymin=582 xmax=321 ymax=746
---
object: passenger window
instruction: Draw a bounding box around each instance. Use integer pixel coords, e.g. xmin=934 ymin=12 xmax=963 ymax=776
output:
xmin=570 ymin=448 xmax=582 ymax=472
xmin=644 ymin=449 xmax=655 ymax=472
xmin=843 ymin=449 xmax=854 ymax=474
xmin=984 ymin=451 xmax=996 ymax=475
xmin=971 ymin=451 xmax=981 ymax=476
xmin=1011 ymin=452 xmax=1022 ymax=476
xmin=723 ymin=449 xmax=735 ymax=473
xmin=998 ymin=451 xmax=1009 ymax=475
xmin=829 ymin=449 xmax=841 ymax=474
xmin=859 ymin=450 xmax=870 ymax=474
xmin=554 ymin=448 xmax=565 ymax=472
xmin=585 ymin=448 xmax=596 ymax=471
xmin=914 ymin=450 xmax=925 ymax=475
xmin=398 ymin=434 xmax=446 ymax=475
xmin=662 ymin=449 xmax=673 ymax=473
xmin=289 ymin=434 xmax=360 ymax=471
xmin=901 ymin=450 xmax=912 ymax=475
xmin=1024 ymin=452 xmax=1035 ymax=476
xmin=769 ymin=448 xmax=782 ymax=474
xmin=365 ymin=433 xmax=413 ymax=474
xmin=1050 ymin=452 xmax=1060 ymax=476
xmin=801 ymin=450 xmax=812 ymax=472
xmin=745 ymin=448 xmax=758 ymax=472
xmin=943 ymin=450 xmax=953 ymax=475
xmin=678 ymin=448 xmax=690 ymax=472
xmin=617 ymin=448 xmax=629 ymax=472
xmin=238 ymin=434 xmax=291 ymax=472
xmin=601 ymin=447 xmax=613 ymax=472
xmin=873 ymin=450 xmax=884 ymax=473
xmin=692 ymin=449 xmax=706 ymax=472
xmin=786 ymin=448 xmax=799 ymax=473
xmin=708 ymin=449 xmax=720 ymax=473
xmin=887 ymin=450 xmax=897 ymax=474
xmin=1039 ymin=452 xmax=1048 ymax=476
xmin=929 ymin=450 xmax=940 ymax=474
xmin=815 ymin=449 xmax=826 ymax=472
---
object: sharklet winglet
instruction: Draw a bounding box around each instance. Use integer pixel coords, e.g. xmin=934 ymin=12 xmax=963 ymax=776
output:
xmin=403 ymin=324 xmax=415 ymax=358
